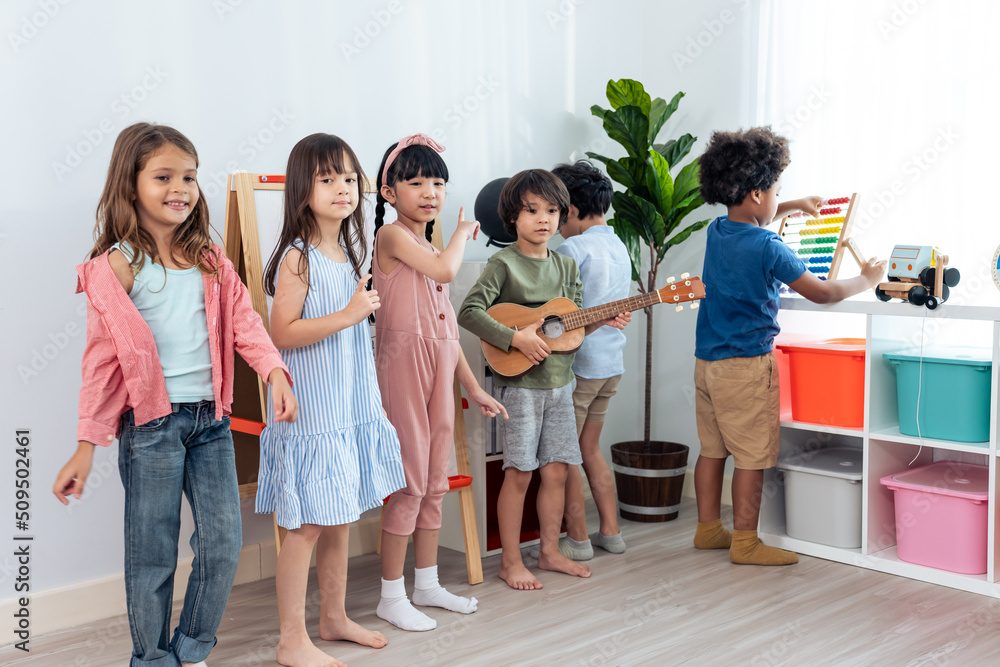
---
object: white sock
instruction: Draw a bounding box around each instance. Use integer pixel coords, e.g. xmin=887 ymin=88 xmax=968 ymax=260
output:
xmin=411 ymin=565 xmax=478 ymax=614
xmin=376 ymin=576 xmax=437 ymax=631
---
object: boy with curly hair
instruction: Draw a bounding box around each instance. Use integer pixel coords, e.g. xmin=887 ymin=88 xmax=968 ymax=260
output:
xmin=693 ymin=126 xmax=885 ymax=566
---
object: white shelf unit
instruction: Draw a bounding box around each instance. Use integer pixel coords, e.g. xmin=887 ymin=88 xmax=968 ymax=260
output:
xmin=760 ymin=297 xmax=1000 ymax=597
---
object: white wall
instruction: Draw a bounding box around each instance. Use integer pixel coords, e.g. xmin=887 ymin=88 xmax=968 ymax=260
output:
xmin=1 ymin=0 xmax=743 ymax=601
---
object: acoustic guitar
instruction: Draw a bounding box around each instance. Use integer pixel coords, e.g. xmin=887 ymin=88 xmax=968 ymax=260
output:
xmin=482 ymin=274 xmax=706 ymax=378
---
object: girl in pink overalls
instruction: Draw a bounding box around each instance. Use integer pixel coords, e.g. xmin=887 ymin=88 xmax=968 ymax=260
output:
xmin=371 ymin=134 xmax=507 ymax=632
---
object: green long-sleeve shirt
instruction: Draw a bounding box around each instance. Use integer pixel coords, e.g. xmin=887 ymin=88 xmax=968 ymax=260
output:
xmin=457 ymin=245 xmax=582 ymax=388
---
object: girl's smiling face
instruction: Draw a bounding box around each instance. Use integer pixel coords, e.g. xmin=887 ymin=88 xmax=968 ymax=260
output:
xmin=309 ymin=156 xmax=359 ymax=225
xmin=133 ymin=143 xmax=199 ymax=235
xmin=381 ymin=172 xmax=446 ymax=226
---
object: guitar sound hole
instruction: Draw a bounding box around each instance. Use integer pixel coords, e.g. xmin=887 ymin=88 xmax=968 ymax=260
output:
xmin=540 ymin=316 xmax=565 ymax=338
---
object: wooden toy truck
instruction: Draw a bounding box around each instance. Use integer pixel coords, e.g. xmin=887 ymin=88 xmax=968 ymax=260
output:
xmin=874 ymin=245 xmax=960 ymax=310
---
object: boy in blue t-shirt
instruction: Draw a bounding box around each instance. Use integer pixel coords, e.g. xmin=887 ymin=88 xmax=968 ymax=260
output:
xmin=693 ymin=127 xmax=886 ymax=566
xmin=553 ymin=161 xmax=632 ymax=560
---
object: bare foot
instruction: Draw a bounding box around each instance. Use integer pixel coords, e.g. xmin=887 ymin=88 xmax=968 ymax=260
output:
xmin=538 ymin=549 xmax=592 ymax=578
xmin=497 ymin=561 xmax=543 ymax=590
xmin=276 ymin=637 xmax=345 ymax=667
xmin=319 ymin=616 xmax=388 ymax=649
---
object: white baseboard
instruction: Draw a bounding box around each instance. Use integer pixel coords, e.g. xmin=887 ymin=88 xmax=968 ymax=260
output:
xmin=0 ymin=514 xmax=383 ymax=643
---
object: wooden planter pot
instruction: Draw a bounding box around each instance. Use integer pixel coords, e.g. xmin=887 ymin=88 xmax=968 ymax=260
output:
xmin=610 ymin=441 xmax=689 ymax=522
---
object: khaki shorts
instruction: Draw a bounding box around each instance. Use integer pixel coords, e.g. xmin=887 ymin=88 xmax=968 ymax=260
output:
xmin=694 ymin=353 xmax=780 ymax=470
xmin=573 ymin=374 xmax=622 ymax=436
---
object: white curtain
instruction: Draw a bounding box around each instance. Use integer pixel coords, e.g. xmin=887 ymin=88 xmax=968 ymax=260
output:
xmin=755 ymin=0 xmax=1000 ymax=305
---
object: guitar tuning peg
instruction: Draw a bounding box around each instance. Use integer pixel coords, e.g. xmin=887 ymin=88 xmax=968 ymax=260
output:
xmin=666 ymin=276 xmax=676 ymax=283
xmin=680 ymin=272 xmax=690 ymax=280
xmin=675 ymin=304 xmax=684 ymax=312
xmin=690 ymin=302 xmax=699 ymax=310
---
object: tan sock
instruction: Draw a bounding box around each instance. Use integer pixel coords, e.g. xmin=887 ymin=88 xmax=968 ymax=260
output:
xmin=729 ymin=530 xmax=799 ymax=566
xmin=694 ymin=519 xmax=732 ymax=549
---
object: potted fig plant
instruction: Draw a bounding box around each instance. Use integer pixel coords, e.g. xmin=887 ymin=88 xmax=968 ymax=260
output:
xmin=587 ymin=78 xmax=710 ymax=522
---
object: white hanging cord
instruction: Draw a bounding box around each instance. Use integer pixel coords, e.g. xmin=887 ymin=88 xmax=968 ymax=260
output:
xmin=907 ymin=307 xmax=928 ymax=466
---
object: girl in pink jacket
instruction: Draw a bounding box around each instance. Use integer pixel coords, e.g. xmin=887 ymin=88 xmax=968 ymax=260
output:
xmin=53 ymin=122 xmax=297 ymax=667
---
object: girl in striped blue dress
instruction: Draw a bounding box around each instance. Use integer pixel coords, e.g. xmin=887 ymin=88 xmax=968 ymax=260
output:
xmin=258 ymin=133 xmax=405 ymax=667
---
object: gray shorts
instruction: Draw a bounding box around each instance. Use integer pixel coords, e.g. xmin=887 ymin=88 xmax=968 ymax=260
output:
xmin=495 ymin=380 xmax=582 ymax=471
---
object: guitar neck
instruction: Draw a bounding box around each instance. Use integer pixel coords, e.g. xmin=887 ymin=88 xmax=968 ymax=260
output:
xmin=561 ymin=291 xmax=662 ymax=331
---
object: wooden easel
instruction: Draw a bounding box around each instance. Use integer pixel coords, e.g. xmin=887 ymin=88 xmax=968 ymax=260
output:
xmin=222 ymin=172 xmax=482 ymax=584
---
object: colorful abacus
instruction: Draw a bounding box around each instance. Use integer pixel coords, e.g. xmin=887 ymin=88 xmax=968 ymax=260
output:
xmin=777 ymin=193 xmax=861 ymax=283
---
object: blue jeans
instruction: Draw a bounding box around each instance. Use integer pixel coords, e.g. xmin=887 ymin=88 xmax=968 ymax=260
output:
xmin=118 ymin=401 xmax=241 ymax=666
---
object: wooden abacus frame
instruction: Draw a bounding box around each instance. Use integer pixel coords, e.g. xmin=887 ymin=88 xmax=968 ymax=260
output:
xmin=777 ymin=193 xmax=865 ymax=280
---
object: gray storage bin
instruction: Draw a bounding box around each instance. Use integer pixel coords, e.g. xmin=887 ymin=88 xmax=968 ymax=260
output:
xmin=777 ymin=446 xmax=863 ymax=548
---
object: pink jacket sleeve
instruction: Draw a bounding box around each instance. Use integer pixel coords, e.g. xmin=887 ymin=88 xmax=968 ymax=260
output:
xmin=223 ymin=256 xmax=291 ymax=386
xmin=77 ymin=298 xmax=129 ymax=445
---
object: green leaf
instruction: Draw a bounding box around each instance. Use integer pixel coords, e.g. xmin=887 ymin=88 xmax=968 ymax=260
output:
xmin=645 ymin=150 xmax=674 ymax=215
xmin=609 ymin=215 xmax=643 ymax=282
xmin=662 ymin=218 xmax=711 ymax=256
xmin=602 ymin=106 xmax=649 ymax=159
xmin=653 ymin=139 xmax=675 ymax=158
xmin=613 ymin=191 xmax=665 ymax=247
xmin=590 ymin=104 xmax=608 ymax=120
xmin=664 ymin=196 xmax=706 ymax=233
xmin=658 ymin=133 xmax=696 ymax=168
xmin=606 ymin=157 xmax=648 ymax=194
xmin=671 ymin=160 xmax=701 ymax=207
xmin=606 ymin=79 xmax=651 ymax=115
xmin=662 ymin=91 xmax=684 ymax=122
xmin=585 ymin=152 xmax=612 ymax=166
xmin=647 ymin=97 xmax=668 ymax=144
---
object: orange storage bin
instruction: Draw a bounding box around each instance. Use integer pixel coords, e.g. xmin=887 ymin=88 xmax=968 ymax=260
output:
xmin=774 ymin=338 xmax=865 ymax=428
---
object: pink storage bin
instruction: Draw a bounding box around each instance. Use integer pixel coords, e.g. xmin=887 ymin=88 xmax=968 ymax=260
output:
xmin=879 ymin=461 xmax=989 ymax=575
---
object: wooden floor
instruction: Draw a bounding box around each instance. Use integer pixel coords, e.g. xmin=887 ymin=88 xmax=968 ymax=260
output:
xmin=7 ymin=498 xmax=1000 ymax=666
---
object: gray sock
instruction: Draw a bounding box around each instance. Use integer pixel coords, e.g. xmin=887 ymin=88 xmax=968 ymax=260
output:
xmin=596 ymin=531 xmax=626 ymax=554
xmin=558 ymin=536 xmax=594 ymax=561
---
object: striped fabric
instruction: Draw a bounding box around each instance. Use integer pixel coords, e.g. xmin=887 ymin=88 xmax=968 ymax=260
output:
xmin=257 ymin=242 xmax=406 ymax=529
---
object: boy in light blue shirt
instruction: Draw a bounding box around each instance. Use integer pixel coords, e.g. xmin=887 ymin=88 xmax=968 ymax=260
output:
xmin=553 ymin=160 xmax=632 ymax=559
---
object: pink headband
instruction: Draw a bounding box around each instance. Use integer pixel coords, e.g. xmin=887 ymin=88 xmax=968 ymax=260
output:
xmin=381 ymin=133 xmax=446 ymax=185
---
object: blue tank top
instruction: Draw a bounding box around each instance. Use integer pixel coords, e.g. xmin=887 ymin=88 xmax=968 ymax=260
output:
xmin=113 ymin=242 xmax=214 ymax=402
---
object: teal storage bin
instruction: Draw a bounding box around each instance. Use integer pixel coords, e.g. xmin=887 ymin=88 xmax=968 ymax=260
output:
xmin=883 ymin=346 xmax=993 ymax=443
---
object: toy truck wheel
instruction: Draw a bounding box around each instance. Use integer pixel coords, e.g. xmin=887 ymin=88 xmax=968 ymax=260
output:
xmin=907 ymin=285 xmax=928 ymax=306
xmin=875 ymin=286 xmax=892 ymax=302
xmin=945 ymin=267 xmax=961 ymax=287
xmin=919 ymin=267 xmax=935 ymax=288
xmin=926 ymin=296 xmax=939 ymax=310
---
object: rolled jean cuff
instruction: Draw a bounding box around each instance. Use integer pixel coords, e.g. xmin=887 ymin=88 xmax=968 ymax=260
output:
xmin=129 ymin=651 xmax=181 ymax=667
xmin=172 ymin=629 xmax=217 ymax=663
